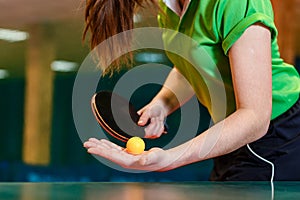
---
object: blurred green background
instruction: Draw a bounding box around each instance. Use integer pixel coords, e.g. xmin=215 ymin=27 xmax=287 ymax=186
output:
xmin=0 ymin=0 xmax=299 ymax=182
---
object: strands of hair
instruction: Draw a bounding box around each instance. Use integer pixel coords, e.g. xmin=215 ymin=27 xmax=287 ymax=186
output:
xmin=83 ymin=0 xmax=157 ymax=75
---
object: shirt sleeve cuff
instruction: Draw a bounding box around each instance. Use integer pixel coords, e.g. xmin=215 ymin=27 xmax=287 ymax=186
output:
xmin=222 ymin=13 xmax=277 ymax=55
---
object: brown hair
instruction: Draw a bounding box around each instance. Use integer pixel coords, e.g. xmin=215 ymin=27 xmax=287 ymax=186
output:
xmin=83 ymin=0 xmax=157 ymax=75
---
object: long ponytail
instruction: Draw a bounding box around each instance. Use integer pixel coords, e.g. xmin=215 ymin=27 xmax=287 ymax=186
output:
xmin=83 ymin=0 xmax=157 ymax=75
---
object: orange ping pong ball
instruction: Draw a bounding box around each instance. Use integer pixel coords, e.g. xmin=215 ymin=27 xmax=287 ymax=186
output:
xmin=126 ymin=137 xmax=145 ymax=155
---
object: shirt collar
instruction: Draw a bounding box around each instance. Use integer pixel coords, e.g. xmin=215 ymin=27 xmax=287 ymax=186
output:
xmin=162 ymin=0 xmax=191 ymax=17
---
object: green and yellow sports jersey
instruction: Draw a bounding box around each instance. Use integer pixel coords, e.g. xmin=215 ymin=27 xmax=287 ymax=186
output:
xmin=158 ymin=0 xmax=300 ymax=122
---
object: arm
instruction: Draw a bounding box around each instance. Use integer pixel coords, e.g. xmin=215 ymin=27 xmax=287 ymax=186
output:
xmin=84 ymin=24 xmax=273 ymax=171
xmin=160 ymin=23 xmax=273 ymax=170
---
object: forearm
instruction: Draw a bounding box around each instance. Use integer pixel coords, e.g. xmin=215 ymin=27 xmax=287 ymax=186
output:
xmin=162 ymin=108 xmax=270 ymax=171
xmin=151 ymin=67 xmax=195 ymax=115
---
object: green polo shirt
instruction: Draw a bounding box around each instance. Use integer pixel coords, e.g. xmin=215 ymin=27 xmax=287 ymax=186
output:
xmin=158 ymin=0 xmax=300 ymax=122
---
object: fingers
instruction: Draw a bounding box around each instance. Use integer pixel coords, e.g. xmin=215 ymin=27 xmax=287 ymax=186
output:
xmin=100 ymin=139 xmax=124 ymax=151
xmin=137 ymin=107 xmax=166 ymax=138
xmin=84 ymin=139 xmax=116 ymax=158
xmin=137 ymin=110 xmax=150 ymax=127
xmin=83 ymin=138 xmax=123 ymax=156
xmin=144 ymin=118 xmax=165 ymax=138
xmin=137 ymin=101 xmax=168 ymax=138
xmin=137 ymin=106 xmax=146 ymax=116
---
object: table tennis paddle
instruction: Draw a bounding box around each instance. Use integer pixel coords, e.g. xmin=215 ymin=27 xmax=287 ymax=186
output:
xmin=91 ymin=90 xmax=168 ymax=143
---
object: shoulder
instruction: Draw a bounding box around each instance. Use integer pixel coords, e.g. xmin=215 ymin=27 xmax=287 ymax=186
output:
xmin=215 ymin=0 xmax=277 ymax=54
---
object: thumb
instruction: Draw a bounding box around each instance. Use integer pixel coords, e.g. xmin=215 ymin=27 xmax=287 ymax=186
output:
xmin=137 ymin=105 xmax=147 ymax=116
xmin=137 ymin=111 xmax=150 ymax=126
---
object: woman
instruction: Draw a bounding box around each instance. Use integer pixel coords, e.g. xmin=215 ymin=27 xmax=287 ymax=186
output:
xmin=83 ymin=0 xmax=300 ymax=181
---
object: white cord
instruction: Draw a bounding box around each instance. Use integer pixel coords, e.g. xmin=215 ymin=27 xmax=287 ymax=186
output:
xmin=246 ymin=144 xmax=274 ymax=200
